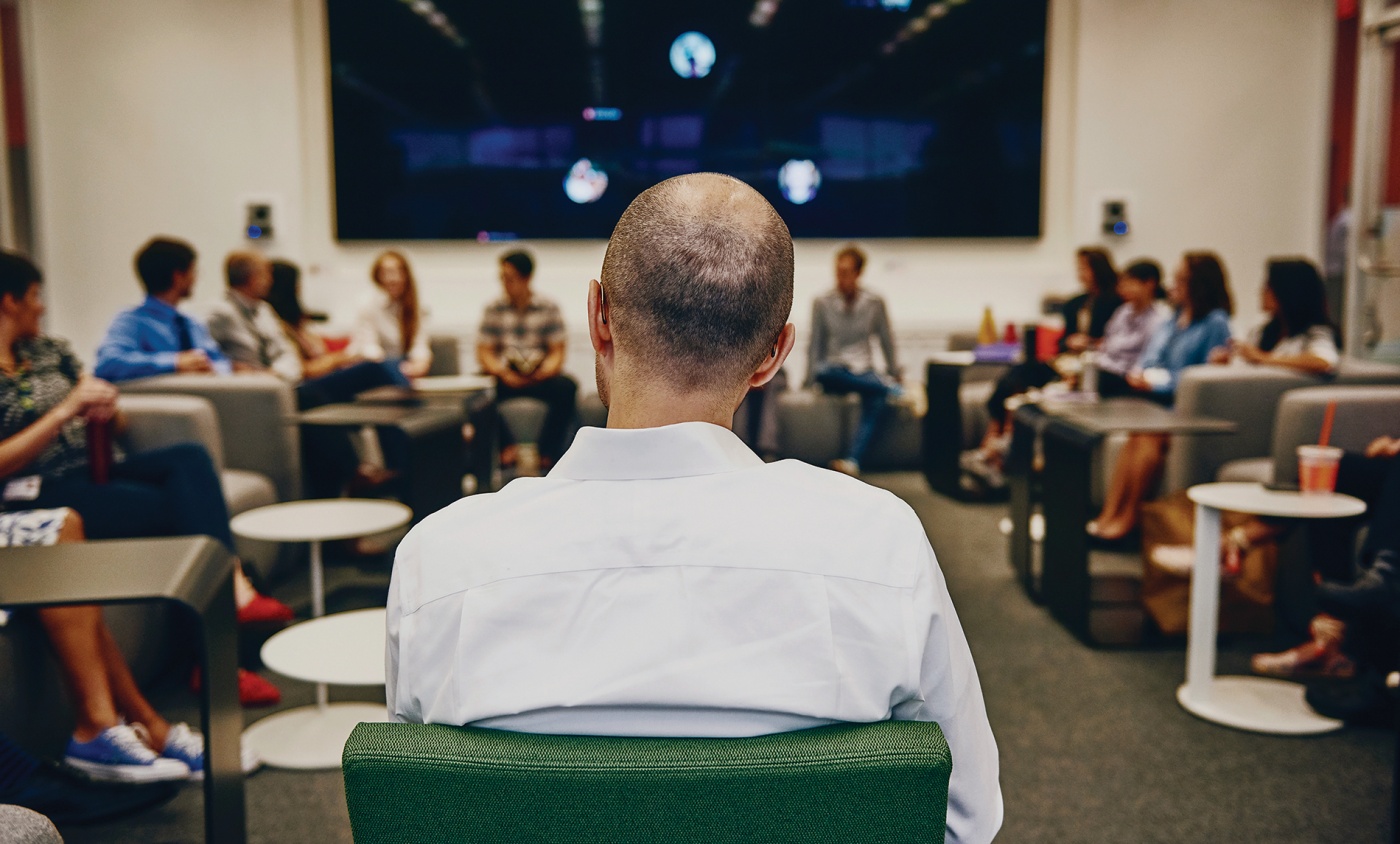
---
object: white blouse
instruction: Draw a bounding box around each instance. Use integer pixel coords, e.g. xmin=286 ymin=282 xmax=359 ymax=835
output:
xmin=1247 ymin=323 xmax=1339 ymax=372
xmin=349 ymin=290 xmax=432 ymax=368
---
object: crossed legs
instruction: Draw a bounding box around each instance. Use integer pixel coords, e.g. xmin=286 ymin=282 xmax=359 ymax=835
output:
xmin=34 ymin=511 xmax=174 ymax=749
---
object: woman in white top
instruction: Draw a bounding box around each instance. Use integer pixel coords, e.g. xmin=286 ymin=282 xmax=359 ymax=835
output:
xmin=351 ymin=251 xmax=432 ymax=378
xmin=1211 ymin=257 xmax=1339 ymax=374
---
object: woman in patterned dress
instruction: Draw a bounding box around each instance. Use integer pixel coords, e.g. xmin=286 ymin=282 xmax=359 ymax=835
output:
xmin=0 ymin=250 xmax=286 ymax=703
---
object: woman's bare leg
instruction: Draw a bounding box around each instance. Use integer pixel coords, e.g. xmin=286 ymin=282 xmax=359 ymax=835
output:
xmin=96 ymin=623 xmax=170 ymax=750
xmin=1094 ymin=434 xmax=1169 ymax=538
xmin=35 ymin=511 xmax=120 ymax=742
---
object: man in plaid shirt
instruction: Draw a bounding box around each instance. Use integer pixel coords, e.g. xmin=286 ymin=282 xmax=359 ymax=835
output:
xmin=476 ymin=250 xmax=579 ymax=469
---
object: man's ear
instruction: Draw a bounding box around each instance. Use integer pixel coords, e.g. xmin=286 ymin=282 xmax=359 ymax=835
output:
xmin=748 ymin=323 xmax=796 ymax=389
xmin=587 ymin=279 xmax=612 ymax=356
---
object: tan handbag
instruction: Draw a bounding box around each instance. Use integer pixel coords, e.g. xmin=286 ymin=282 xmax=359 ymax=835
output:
xmin=1140 ymin=491 xmax=1278 ymax=636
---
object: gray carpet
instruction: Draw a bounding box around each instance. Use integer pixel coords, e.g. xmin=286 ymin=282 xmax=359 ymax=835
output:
xmin=56 ymin=472 xmax=1393 ymax=843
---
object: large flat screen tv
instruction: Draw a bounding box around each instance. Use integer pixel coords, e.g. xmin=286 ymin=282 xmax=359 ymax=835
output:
xmin=326 ymin=0 xmax=1048 ymax=240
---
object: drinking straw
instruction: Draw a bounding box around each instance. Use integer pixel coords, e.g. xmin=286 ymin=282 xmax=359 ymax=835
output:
xmin=1318 ymin=400 xmax=1336 ymax=447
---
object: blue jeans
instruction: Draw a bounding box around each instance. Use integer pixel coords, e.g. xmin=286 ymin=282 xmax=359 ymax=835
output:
xmin=814 ymin=365 xmax=898 ymax=466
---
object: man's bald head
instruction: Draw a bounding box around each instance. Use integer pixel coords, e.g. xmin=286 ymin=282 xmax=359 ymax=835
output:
xmin=600 ymin=173 xmax=794 ymax=391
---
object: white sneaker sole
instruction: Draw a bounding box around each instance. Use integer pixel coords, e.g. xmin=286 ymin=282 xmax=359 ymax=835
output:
xmin=65 ymin=755 xmax=190 ymax=783
xmin=185 ymin=746 xmax=263 ymax=781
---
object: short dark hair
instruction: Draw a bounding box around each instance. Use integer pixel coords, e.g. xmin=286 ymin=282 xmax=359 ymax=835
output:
xmin=1182 ymin=251 xmax=1233 ymax=320
xmin=1122 ymin=259 xmax=1164 ymax=297
xmin=601 ymin=173 xmax=794 ymax=390
xmin=1260 ymin=257 xmax=1333 ymax=351
xmin=0 ymin=250 xmax=42 ymax=304
xmin=1076 ymin=246 xmax=1117 ymax=294
xmin=134 ymin=237 xmax=196 ymax=296
xmin=500 ymin=250 xmax=534 ymax=280
xmin=836 ymin=244 xmax=866 ymax=273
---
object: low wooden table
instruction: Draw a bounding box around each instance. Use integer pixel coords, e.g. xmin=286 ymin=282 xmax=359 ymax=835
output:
xmin=0 ymin=537 xmax=244 ymax=844
xmin=921 ymin=353 xmax=1012 ymax=499
xmin=1008 ymin=397 xmax=1237 ymax=645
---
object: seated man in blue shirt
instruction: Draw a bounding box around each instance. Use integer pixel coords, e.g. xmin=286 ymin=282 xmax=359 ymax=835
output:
xmin=94 ymin=238 xmax=231 ymax=382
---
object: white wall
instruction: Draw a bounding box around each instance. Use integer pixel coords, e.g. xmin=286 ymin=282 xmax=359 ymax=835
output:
xmin=22 ymin=0 xmax=1334 ymax=384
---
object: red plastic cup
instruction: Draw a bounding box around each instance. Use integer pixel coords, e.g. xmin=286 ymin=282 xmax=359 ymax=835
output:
xmin=1297 ymin=445 xmax=1342 ymax=495
xmin=87 ymin=417 xmax=113 ymax=485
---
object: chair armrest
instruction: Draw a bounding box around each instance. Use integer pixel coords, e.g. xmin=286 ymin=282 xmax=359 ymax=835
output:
xmin=117 ymin=394 xmax=225 ymax=472
xmin=1163 ymin=365 xmax=1322 ymax=493
xmin=1270 ymin=385 xmax=1400 ymax=483
xmin=118 ymin=374 xmax=300 ymax=500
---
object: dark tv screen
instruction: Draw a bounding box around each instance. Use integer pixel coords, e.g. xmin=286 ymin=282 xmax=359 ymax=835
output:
xmin=326 ymin=0 xmax=1048 ymax=240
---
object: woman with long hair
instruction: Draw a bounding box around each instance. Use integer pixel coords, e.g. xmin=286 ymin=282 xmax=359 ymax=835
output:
xmin=351 ymin=251 xmax=433 ymax=379
xmin=1087 ymin=252 xmax=1234 ymax=540
xmin=1211 ymin=257 xmax=1337 ymax=374
xmin=963 ymin=247 xmax=1124 ymax=489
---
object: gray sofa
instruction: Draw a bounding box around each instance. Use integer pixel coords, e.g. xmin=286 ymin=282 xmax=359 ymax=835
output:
xmin=0 ymin=393 xmax=254 ymax=758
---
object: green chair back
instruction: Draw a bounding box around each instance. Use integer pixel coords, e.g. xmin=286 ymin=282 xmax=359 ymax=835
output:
xmin=343 ymin=720 xmax=951 ymax=843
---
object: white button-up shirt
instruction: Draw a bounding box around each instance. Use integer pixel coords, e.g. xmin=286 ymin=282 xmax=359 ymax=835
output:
xmin=386 ymin=422 xmax=1002 ymax=844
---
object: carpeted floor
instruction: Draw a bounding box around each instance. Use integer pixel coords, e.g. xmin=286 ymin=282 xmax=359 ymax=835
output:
xmin=57 ymin=472 xmax=1393 ymax=843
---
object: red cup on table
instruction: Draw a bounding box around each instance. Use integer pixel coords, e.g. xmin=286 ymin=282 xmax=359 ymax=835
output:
xmin=1296 ymin=445 xmax=1342 ymax=495
xmin=87 ymin=417 xmax=113 ymax=485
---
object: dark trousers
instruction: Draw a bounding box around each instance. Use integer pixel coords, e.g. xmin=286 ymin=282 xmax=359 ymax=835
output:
xmin=495 ymin=375 xmax=578 ymax=462
xmin=30 ymin=443 xmax=234 ymax=550
xmin=1307 ymin=453 xmax=1400 ymax=581
xmin=296 ymin=362 xmax=403 ymax=498
xmin=986 ymin=362 xmax=1058 ymax=426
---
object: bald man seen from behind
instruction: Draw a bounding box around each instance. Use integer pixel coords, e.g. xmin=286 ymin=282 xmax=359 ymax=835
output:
xmin=386 ymin=172 xmax=1002 ymax=843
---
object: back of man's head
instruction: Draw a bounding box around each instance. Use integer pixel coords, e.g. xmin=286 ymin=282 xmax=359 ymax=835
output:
xmin=225 ymin=251 xmax=266 ymax=290
xmin=134 ymin=237 xmax=196 ymax=296
xmin=601 ymin=173 xmax=793 ymax=391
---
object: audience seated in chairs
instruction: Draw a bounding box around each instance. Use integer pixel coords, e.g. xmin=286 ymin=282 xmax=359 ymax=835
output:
xmin=476 ymin=249 xmax=578 ymax=470
xmin=806 ymin=244 xmax=903 ymax=478
xmin=1092 ymin=256 xmax=1339 ymax=542
xmin=1086 ymin=252 xmax=1237 ymax=542
xmin=0 ymin=508 xmax=248 ymax=785
xmin=0 ymin=249 xmax=286 ymax=704
xmin=206 ymin=252 xmax=402 ymax=497
xmin=93 ymin=237 xmax=231 ymax=382
xmin=387 ymin=174 xmax=1002 ymax=844
xmin=351 ymin=251 xmax=433 ymax=380
xmin=963 ymin=256 xmax=1164 ymax=491
xmin=265 ymin=259 xmax=357 ymax=380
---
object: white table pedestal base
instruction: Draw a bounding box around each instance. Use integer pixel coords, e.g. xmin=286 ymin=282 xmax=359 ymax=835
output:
xmin=1177 ymin=676 xmax=1344 ymax=735
xmin=242 ymin=702 xmax=388 ymax=769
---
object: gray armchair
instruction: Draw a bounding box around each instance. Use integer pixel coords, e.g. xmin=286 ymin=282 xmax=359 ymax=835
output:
xmin=117 ymin=373 xmax=301 ymax=502
xmin=1162 ymin=357 xmax=1400 ymax=494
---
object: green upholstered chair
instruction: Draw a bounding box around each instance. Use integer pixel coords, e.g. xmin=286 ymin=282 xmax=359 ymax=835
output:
xmin=342 ymin=720 xmax=952 ymax=843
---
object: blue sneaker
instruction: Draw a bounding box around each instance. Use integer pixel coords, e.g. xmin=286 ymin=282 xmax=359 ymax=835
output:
xmin=64 ymin=725 xmax=189 ymax=783
xmin=159 ymin=722 xmax=261 ymax=781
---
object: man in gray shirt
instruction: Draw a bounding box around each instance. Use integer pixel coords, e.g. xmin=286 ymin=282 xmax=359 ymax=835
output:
xmin=806 ymin=244 xmax=901 ymax=476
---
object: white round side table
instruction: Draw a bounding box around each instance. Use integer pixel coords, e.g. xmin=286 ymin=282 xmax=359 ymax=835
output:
xmin=1181 ymin=482 xmax=1366 ymax=735
xmin=231 ymin=500 xmax=411 ymax=769
xmin=241 ymin=608 xmax=388 ymax=769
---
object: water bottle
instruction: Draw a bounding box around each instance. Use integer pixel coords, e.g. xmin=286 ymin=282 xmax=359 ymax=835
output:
xmin=1080 ymin=350 xmax=1099 ymax=397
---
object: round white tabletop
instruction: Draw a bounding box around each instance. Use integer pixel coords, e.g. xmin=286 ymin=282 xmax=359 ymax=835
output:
xmin=261 ymin=608 xmax=386 ymax=686
xmin=1187 ymin=482 xmax=1367 ymax=519
xmin=231 ymin=499 xmax=413 ymax=544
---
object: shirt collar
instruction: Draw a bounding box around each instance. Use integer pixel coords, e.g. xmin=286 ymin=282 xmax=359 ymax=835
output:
xmin=228 ymin=288 xmax=262 ymax=317
xmin=141 ymin=295 xmax=181 ymax=319
xmin=549 ymin=422 xmax=764 ymax=481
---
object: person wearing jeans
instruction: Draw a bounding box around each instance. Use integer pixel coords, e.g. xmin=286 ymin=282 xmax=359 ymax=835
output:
xmin=806 ymin=244 xmax=901 ymax=477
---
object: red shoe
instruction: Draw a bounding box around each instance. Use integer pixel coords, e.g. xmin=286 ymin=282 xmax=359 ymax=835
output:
xmin=237 ymin=594 xmax=294 ymax=626
xmin=190 ymin=667 xmax=282 ymax=708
